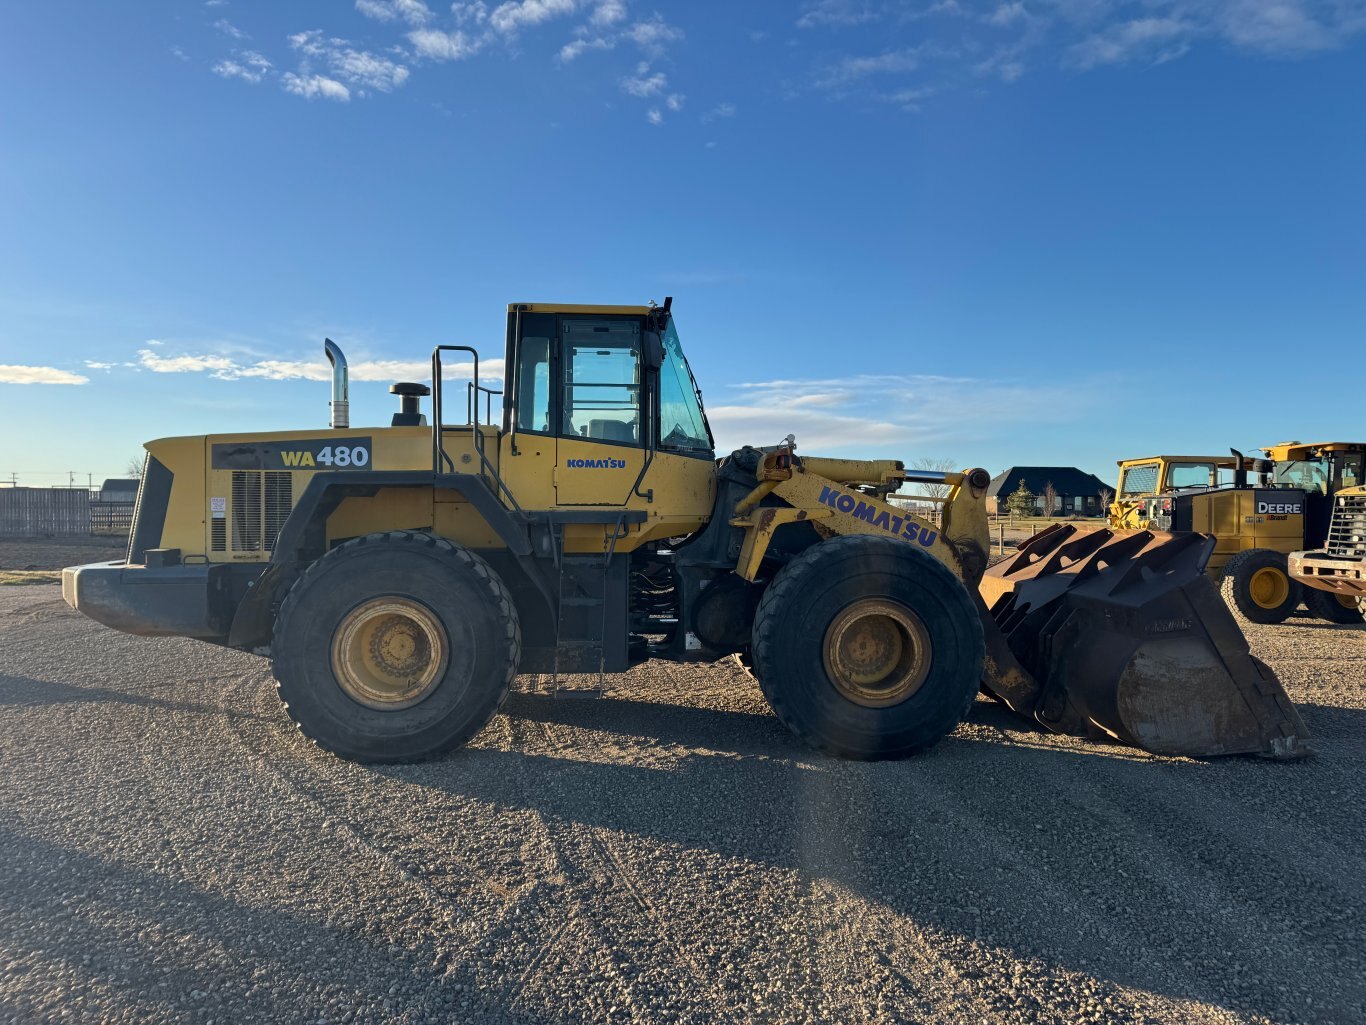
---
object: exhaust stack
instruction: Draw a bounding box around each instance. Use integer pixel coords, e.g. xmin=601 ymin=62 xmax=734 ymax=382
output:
xmin=324 ymin=338 xmax=349 ymax=429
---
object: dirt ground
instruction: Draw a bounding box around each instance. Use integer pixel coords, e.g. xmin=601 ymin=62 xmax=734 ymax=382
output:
xmin=1 ymin=586 xmax=1363 ymax=1025
xmin=0 ymin=536 xmax=126 ymax=572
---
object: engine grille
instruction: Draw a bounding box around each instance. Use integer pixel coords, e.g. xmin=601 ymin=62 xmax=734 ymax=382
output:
xmin=212 ymin=471 xmax=293 ymax=554
xmin=1326 ymin=494 xmax=1366 ymax=558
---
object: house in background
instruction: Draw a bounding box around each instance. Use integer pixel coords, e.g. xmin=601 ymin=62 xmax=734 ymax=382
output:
xmin=987 ymin=466 xmax=1114 ymax=517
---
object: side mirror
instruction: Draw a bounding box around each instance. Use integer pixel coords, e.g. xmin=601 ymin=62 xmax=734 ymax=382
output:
xmin=642 ymin=330 xmax=664 ymax=370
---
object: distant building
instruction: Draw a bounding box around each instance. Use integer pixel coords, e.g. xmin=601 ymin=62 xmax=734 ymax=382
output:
xmin=987 ymin=466 xmax=1113 ymax=517
xmin=94 ymin=478 xmax=140 ymax=503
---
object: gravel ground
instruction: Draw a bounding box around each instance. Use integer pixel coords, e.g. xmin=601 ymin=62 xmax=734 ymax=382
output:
xmin=1 ymin=586 xmax=1363 ymax=1025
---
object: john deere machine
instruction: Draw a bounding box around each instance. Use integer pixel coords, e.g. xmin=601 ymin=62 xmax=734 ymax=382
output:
xmin=1111 ymin=443 xmax=1366 ymax=624
xmin=1290 ymin=484 xmax=1366 ymax=621
xmin=65 ymin=301 xmax=1309 ymax=762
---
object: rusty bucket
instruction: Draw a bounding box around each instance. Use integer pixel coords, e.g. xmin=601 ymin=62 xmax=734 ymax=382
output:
xmin=978 ymin=525 xmax=1310 ymax=759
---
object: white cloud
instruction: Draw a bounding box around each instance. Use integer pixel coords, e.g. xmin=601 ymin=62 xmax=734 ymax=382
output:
xmin=0 ymin=365 xmax=89 ymax=385
xmin=281 ymin=73 xmax=352 ymax=101
xmin=817 ymin=48 xmax=921 ymax=88
xmin=285 ymin=30 xmax=409 ymax=92
xmin=559 ymin=35 xmax=612 ymax=60
xmin=489 ymin=0 xmax=576 ymax=35
xmin=622 ymin=63 xmax=666 ymax=96
xmin=213 ymin=18 xmax=247 ymax=40
xmin=170 ymin=45 xmax=190 ymax=62
xmin=1218 ymin=0 xmax=1337 ymax=53
xmin=83 ymin=361 xmax=116 ymax=370
xmin=1067 ymin=17 xmax=1191 ymax=69
xmin=665 ymin=92 xmax=684 ymax=111
xmin=624 ymin=14 xmax=681 ymax=53
xmin=355 ymin=0 xmax=434 ymax=25
xmin=212 ymin=51 xmax=272 ymax=84
xmin=987 ymin=2 xmax=1028 ymax=27
xmin=702 ymin=101 xmax=736 ymax=122
xmin=590 ymin=0 xmax=627 ymax=26
xmin=646 ymin=107 xmax=663 ymax=125
xmin=711 ymin=373 xmax=1103 ymax=455
xmin=331 ymin=48 xmax=410 ymax=90
xmin=134 ymin=347 xmax=502 ymax=384
xmin=797 ymin=0 xmax=876 ymax=29
xmin=408 ymin=27 xmax=484 ymax=59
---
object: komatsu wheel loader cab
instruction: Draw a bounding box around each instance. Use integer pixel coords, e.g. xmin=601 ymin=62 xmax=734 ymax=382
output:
xmin=65 ymin=300 xmax=1310 ymax=763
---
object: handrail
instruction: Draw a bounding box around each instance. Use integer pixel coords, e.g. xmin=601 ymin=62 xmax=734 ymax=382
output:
xmin=431 ymin=345 xmax=523 ymax=516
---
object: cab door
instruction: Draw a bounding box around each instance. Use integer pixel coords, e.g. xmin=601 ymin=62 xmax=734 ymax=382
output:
xmin=554 ymin=318 xmax=643 ymax=506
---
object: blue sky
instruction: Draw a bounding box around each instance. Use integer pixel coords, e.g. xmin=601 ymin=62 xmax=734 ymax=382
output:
xmin=2 ymin=0 xmax=1364 ymax=488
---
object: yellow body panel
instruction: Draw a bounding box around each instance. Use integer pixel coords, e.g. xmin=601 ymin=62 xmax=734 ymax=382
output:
xmin=729 ymin=454 xmax=990 ymax=588
xmin=1194 ymin=489 xmax=1304 ymax=575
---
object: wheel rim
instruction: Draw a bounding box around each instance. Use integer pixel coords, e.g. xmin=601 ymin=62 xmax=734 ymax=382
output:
xmin=1248 ymin=567 xmax=1289 ymax=610
xmin=1336 ymin=593 xmax=1358 ymax=611
xmin=331 ymin=597 xmax=449 ymax=710
xmin=822 ymin=599 xmax=932 ymax=707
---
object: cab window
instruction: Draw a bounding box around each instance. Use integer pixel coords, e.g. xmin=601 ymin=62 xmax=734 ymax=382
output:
xmin=1167 ymin=463 xmax=1215 ymax=489
xmin=514 ymin=335 xmax=551 ymax=433
xmin=1119 ymin=463 xmax=1159 ymax=496
xmin=1275 ymin=459 xmax=1330 ymax=494
xmin=560 ymin=320 xmax=641 ymax=445
xmin=657 ymin=319 xmax=711 ymax=453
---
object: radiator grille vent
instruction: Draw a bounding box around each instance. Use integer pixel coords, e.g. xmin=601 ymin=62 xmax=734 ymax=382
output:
xmin=227 ymin=471 xmax=293 ymax=553
xmin=1326 ymin=494 xmax=1366 ymax=559
xmin=211 ymin=517 xmax=226 ymax=552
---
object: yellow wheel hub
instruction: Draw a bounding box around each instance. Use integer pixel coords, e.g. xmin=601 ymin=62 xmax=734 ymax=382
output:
xmin=823 ymin=599 xmax=932 ymax=707
xmin=331 ymin=597 xmax=448 ymax=710
xmin=1248 ymin=567 xmax=1289 ymax=610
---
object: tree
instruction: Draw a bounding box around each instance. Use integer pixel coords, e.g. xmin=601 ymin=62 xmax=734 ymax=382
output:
xmin=125 ymin=456 xmax=145 ymax=479
xmin=1097 ymin=486 xmax=1114 ymax=516
xmin=1041 ymin=480 xmax=1059 ymax=518
xmin=1006 ymin=481 xmax=1035 ymax=519
xmin=911 ymin=456 xmax=957 ymax=501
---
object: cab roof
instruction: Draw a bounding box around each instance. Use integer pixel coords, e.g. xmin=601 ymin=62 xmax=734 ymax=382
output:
xmin=1117 ymin=455 xmax=1243 ymax=467
xmin=507 ymin=302 xmax=654 ymax=316
xmin=1260 ymin=441 xmax=1366 ymax=461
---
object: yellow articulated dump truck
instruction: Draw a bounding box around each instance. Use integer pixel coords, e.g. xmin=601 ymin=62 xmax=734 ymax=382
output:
xmin=1111 ymin=443 xmax=1366 ymax=625
xmin=1289 ymin=484 xmax=1366 ymax=621
xmin=65 ymin=300 xmax=1308 ymax=762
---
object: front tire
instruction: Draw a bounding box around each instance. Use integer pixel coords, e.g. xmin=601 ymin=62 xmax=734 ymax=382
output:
xmin=272 ymin=531 xmax=521 ymax=762
xmin=1220 ymin=549 xmax=1301 ymax=625
xmin=1305 ymin=587 xmax=1366 ymax=625
xmin=751 ymin=534 xmax=984 ymax=760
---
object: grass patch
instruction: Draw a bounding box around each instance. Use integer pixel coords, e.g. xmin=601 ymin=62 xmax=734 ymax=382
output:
xmin=0 ymin=571 xmax=62 ymax=586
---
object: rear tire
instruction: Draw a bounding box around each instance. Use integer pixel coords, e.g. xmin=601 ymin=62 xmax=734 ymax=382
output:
xmin=1305 ymin=586 xmax=1366 ymax=625
xmin=751 ymin=534 xmax=984 ymax=760
xmin=1220 ymin=549 xmax=1301 ymax=625
xmin=272 ymin=531 xmax=521 ymax=762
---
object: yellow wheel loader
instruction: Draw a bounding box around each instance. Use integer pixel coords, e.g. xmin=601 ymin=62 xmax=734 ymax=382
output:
xmin=64 ymin=301 xmax=1309 ymax=762
xmin=1289 ymin=485 xmax=1366 ymax=624
xmin=1111 ymin=444 xmax=1366 ymax=625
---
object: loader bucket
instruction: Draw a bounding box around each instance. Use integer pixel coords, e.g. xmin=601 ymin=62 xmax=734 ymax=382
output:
xmin=977 ymin=525 xmax=1310 ymax=759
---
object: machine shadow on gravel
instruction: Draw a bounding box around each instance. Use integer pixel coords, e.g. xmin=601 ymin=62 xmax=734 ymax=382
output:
xmin=371 ymin=718 xmax=1358 ymax=1024
xmin=0 ymin=824 xmax=542 ymax=1025
xmin=0 ymin=673 xmax=274 ymax=722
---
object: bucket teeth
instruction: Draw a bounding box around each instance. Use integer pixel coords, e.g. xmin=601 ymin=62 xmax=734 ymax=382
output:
xmin=978 ymin=525 xmax=1311 ymax=759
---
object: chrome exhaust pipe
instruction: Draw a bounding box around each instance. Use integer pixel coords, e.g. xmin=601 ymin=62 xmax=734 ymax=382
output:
xmin=324 ymin=338 xmax=349 ymax=429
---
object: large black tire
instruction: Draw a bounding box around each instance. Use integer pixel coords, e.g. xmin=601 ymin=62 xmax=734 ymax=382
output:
xmin=1304 ymin=586 xmax=1366 ymax=625
xmin=751 ymin=534 xmax=984 ymax=760
xmin=272 ymin=531 xmax=520 ymax=762
xmin=1220 ymin=549 xmax=1302 ymax=625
